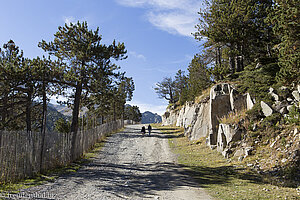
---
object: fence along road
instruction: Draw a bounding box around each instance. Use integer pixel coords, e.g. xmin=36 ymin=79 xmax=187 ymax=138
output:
xmin=19 ymin=124 xmax=212 ymax=200
xmin=0 ymin=120 xmax=123 ymax=182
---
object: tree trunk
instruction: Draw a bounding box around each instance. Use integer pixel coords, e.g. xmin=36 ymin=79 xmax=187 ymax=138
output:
xmin=26 ymin=89 xmax=32 ymax=133
xmin=113 ymin=100 xmax=116 ymax=121
xmin=169 ymin=86 xmax=174 ymax=103
xmin=40 ymin=78 xmax=47 ymax=172
xmin=70 ymin=81 xmax=82 ymax=160
xmin=229 ymin=56 xmax=235 ymax=75
xmin=1 ymin=90 xmax=8 ymax=129
xmin=217 ymin=47 xmax=222 ymax=69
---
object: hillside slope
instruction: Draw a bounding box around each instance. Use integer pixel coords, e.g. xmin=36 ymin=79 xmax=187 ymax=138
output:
xmin=162 ymin=83 xmax=300 ymax=186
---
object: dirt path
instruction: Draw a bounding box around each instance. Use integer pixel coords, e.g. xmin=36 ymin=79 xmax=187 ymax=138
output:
xmin=21 ymin=124 xmax=212 ymax=200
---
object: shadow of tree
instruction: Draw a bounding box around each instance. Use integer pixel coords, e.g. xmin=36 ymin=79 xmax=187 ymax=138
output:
xmin=62 ymin=161 xmax=232 ymax=198
xmin=55 ymin=127 xmax=266 ymax=199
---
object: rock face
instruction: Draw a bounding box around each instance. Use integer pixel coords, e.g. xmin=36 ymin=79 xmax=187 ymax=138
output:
xmin=176 ymin=102 xmax=197 ymax=128
xmin=217 ymin=124 xmax=242 ymax=152
xmin=186 ymin=101 xmax=210 ymax=140
xmin=162 ymin=83 xmax=300 ymax=160
xmin=162 ymin=83 xmax=253 ymax=147
xmin=162 ymin=109 xmax=178 ymax=125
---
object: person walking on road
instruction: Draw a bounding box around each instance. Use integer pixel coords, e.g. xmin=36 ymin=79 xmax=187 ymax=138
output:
xmin=148 ymin=124 xmax=152 ymax=136
xmin=141 ymin=126 xmax=146 ymax=135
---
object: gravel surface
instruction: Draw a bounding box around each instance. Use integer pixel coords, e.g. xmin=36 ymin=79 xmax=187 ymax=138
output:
xmin=19 ymin=124 xmax=212 ymax=200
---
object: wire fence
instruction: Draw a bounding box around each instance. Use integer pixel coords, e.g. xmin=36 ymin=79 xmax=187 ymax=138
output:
xmin=0 ymin=120 xmax=123 ymax=183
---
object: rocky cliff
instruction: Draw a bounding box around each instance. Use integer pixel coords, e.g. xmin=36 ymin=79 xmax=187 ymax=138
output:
xmin=162 ymin=83 xmax=300 ymax=168
xmin=163 ymin=83 xmax=255 ymax=144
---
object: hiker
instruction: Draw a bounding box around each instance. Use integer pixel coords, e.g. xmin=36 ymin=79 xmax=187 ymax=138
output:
xmin=148 ymin=124 xmax=152 ymax=135
xmin=141 ymin=126 xmax=146 ymax=135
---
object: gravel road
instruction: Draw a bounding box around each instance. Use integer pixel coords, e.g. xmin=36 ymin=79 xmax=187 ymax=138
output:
xmin=20 ymin=124 xmax=212 ymax=200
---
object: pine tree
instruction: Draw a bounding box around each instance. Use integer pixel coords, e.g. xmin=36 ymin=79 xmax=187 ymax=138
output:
xmin=187 ymin=54 xmax=211 ymax=99
xmin=154 ymin=77 xmax=177 ymax=104
xmin=39 ymin=21 xmax=127 ymax=159
xmin=174 ymin=70 xmax=189 ymax=104
xmin=195 ymin=0 xmax=274 ymax=79
xmin=268 ymin=0 xmax=300 ymax=85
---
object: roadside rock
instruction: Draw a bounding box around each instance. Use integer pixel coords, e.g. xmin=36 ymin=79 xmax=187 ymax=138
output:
xmin=186 ymin=102 xmax=210 ymax=140
xmin=245 ymin=147 xmax=254 ymax=156
xmin=269 ymin=88 xmax=279 ymax=101
xmin=246 ymin=93 xmax=255 ymax=110
xmin=261 ymin=101 xmax=273 ymax=117
xmin=217 ymin=124 xmax=242 ymax=153
xmin=162 ymin=109 xmax=178 ymax=126
xmin=292 ymin=90 xmax=300 ymax=102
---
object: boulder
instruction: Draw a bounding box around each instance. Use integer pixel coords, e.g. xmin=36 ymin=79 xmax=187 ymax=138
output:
xmin=222 ymin=148 xmax=231 ymax=158
xmin=279 ymin=107 xmax=288 ymax=114
xmin=298 ymin=85 xmax=300 ymax=93
xmin=273 ymin=100 xmax=289 ymax=113
xmin=292 ymin=90 xmax=300 ymax=102
xmin=287 ymin=97 xmax=293 ymax=102
xmin=269 ymin=87 xmax=279 ymax=101
xmin=245 ymin=147 xmax=254 ymax=156
xmin=261 ymin=101 xmax=273 ymax=117
xmin=246 ymin=93 xmax=255 ymax=110
xmin=217 ymin=124 xmax=242 ymax=152
xmin=256 ymin=63 xmax=262 ymax=69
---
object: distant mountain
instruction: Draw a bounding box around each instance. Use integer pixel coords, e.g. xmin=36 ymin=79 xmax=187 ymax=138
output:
xmin=141 ymin=111 xmax=162 ymax=124
xmin=47 ymin=104 xmax=71 ymax=132
xmin=50 ymin=103 xmax=88 ymax=117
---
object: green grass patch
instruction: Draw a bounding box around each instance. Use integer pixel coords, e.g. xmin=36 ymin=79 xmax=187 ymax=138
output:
xmin=156 ymin=125 xmax=300 ymax=200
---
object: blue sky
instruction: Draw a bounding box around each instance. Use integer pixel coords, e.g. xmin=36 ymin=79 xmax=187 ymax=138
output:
xmin=0 ymin=0 xmax=204 ymax=115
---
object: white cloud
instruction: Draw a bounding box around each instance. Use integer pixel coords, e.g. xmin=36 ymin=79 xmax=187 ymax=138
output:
xmin=142 ymin=66 xmax=177 ymax=74
xmin=169 ymin=54 xmax=193 ymax=64
xmin=115 ymin=0 xmax=203 ymax=37
xmin=128 ymin=100 xmax=167 ymax=115
xmin=129 ymin=51 xmax=146 ymax=60
xmin=63 ymin=16 xmax=76 ymax=25
xmin=147 ymin=11 xmax=196 ymax=37
xmin=116 ymin=0 xmax=198 ymax=11
xmin=50 ymin=95 xmax=68 ymax=105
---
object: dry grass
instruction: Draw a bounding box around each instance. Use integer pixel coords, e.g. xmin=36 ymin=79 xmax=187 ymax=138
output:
xmin=219 ymin=108 xmax=248 ymax=125
xmin=195 ymin=87 xmax=211 ymax=104
xmin=156 ymin=125 xmax=300 ymax=200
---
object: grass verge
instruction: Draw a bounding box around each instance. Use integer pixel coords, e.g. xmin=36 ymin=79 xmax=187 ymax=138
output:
xmin=155 ymin=125 xmax=299 ymax=200
xmin=0 ymin=128 xmax=124 ymax=195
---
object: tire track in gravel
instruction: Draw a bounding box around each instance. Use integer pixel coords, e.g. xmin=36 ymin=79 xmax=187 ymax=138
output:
xmin=20 ymin=124 xmax=212 ymax=200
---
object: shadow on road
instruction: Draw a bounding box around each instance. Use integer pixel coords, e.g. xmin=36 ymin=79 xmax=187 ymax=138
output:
xmin=69 ymin=161 xmax=226 ymax=198
xmin=46 ymin=125 xmax=264 ymax=199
